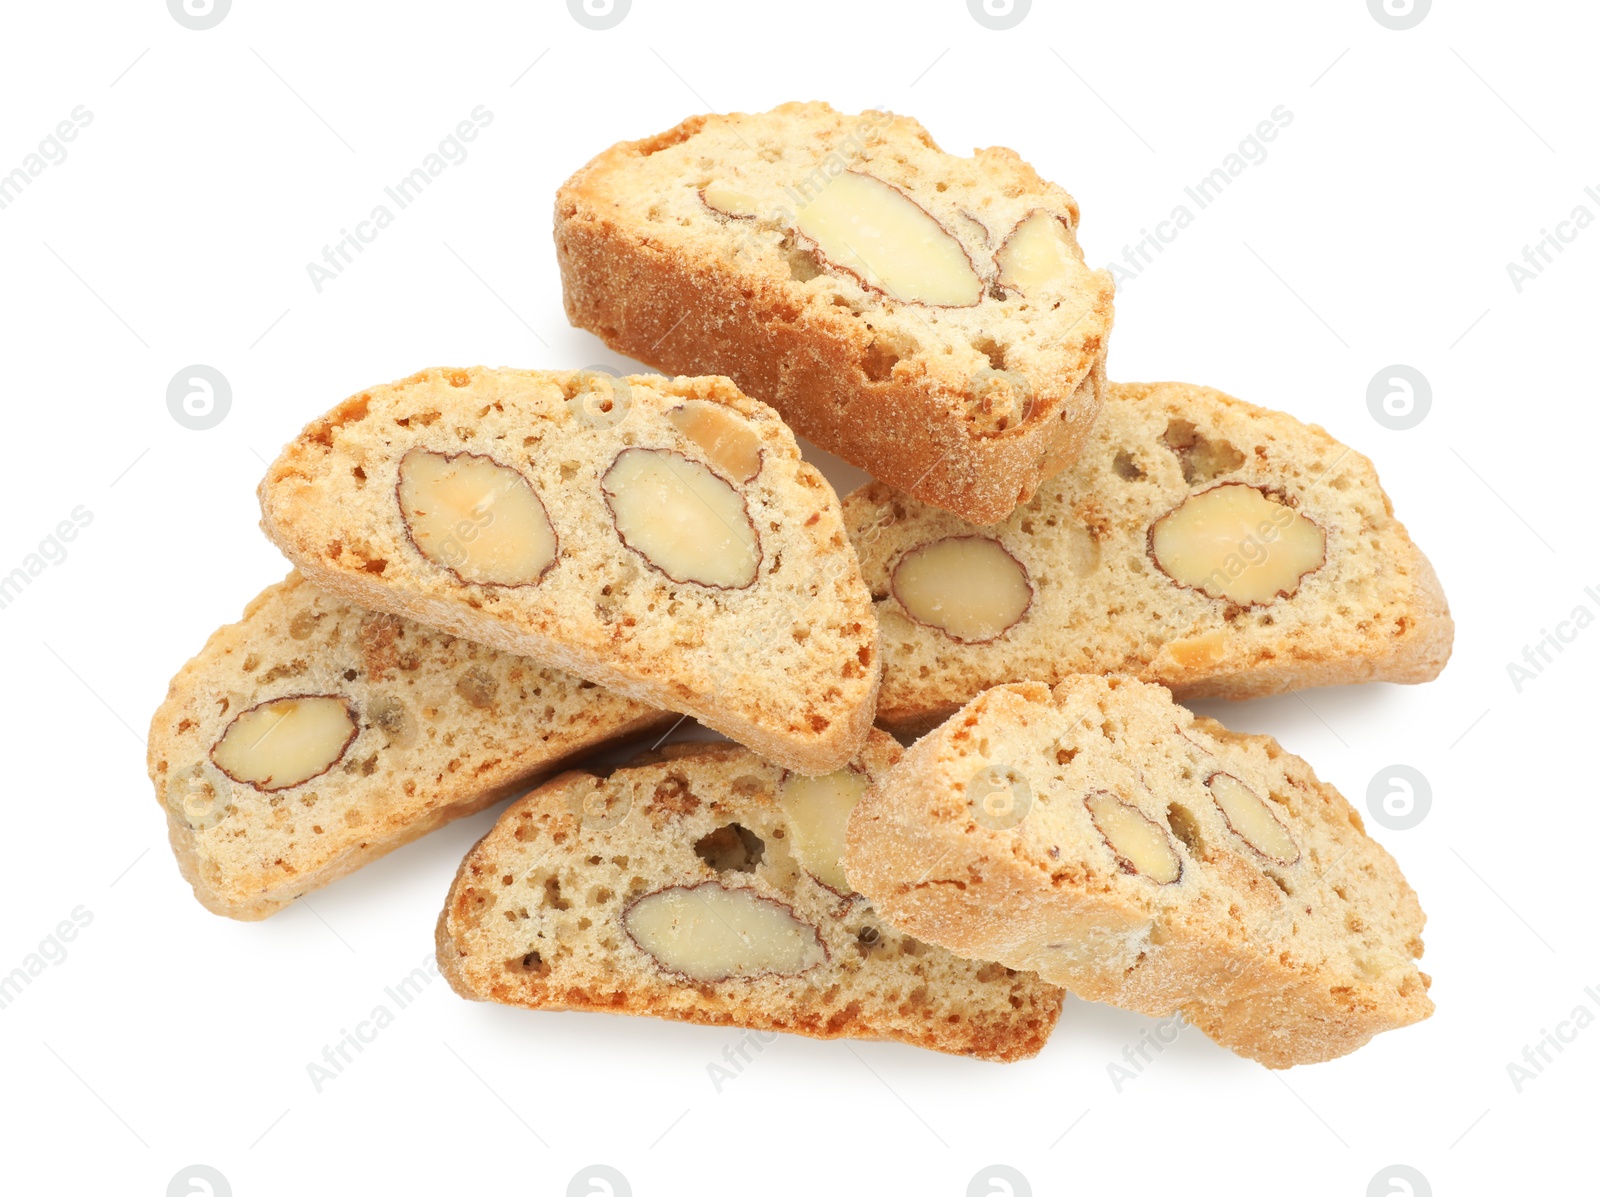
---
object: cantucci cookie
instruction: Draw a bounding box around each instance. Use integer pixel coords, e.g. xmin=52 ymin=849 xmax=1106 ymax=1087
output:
xmin=556 ymin=101 xmax=1114 ymax=525
xmin=147 ymin=572 xmax=670 ymax=920
xmin=844 ymin=380 xmax=1453 ymax=731
xmin=436 ymin=736 xmax=1064 ymax=1061
xmin=844 ymin=676 xmax=1433 ymax=1067
xmin=257 ymin=366 xmax=880 ymax=775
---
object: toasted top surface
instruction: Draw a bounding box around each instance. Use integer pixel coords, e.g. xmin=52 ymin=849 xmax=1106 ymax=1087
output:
xmin=147 ymin=572 xmax=664 ymax=915
xmin=257 ymin=366 xmax=879 ymax=774
xmin=560 ymin=101 xmax=1114 ymax=434
xmin=845 ymin=380 xmax=1453 ymax=724
xmin=438 ymin=737 xmax=1063 ymax=1061
xmin=845 ymin=676 xmax=1432 ymax=1062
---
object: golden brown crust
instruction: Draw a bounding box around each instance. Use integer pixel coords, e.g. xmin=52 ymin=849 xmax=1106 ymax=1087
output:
xmin=844 ymin=677 xmax=1433 ymax=1068
xmin=256 ymin=366 xmax=880 ymax=775
xmin=845 ymin=380 xmax=1454 ymax=732
xmin=555 ymin=102 xmax=1115 ymax=525
xmin=146 ymin=572 xmax=671 ymax=919
xmin=437 ymin=737 xmax=1064 ymax=1061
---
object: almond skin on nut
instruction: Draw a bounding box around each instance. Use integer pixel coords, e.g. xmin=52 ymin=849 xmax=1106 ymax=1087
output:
xmin=209 ymin=694 xmax=358 ymax=792
xmin=794 ymin=171 xmax=984 ymax=307
xmin=1207 ymin=772 xmax=1300 ymax=864
xmin=601 ymin=447 xmax=761 ymax=588
xmin=1148 ymin=483 xmax=1326 ymax=607
xmin=995 ymin=211 xmax=1081 ymax=299
xmin=1084 ymin=790 xmax=1183 ymax=884
xmin=396 ymin=448 xmax=558 ymax=587
xmin=623 ymin=882 xmax=827 ymax=982
xmin=890 ymin=535 xmax=1033 ymax=644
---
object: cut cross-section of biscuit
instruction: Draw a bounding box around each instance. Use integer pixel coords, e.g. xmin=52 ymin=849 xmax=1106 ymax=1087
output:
xmin=257 ymin=367 xmax=881 ymax=775
xmin=845 ymin=380 xmax=1453 ymax=731
xmin=436 ymin=737 xmax=1064 ymax=1061
xmin=147 ymin=572 xmax=671 ymax=919
xmin=844 ymin=676 xmax=1433 ymax=1068
xmin=555 ymin=101 xmax=1114 ymax=525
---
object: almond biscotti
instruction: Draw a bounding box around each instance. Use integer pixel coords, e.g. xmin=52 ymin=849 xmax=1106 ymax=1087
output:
xmin=147 ymin=572 xmax=670 ymax=919
xmin=257 ymin=366 xmax=880 ymax=775
xmin=556 ymin=101 xmax=1115 ymax=525
xmin=844 ymin=380 xmax=1453 ymax=732
xmin=437 ymin=736 xmax=1064 ymax=1061
xmin=844 ymin=676 xmax=1432 ymax=1067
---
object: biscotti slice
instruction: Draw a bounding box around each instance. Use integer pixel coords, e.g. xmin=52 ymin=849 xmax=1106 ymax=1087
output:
xmin=844 ymin=676 xmax=1432 ymax=1067
xmin=844 ymin=380 xmax=1453 ymax=732
xmin=436 ymin=735 xmax=1064 ymax=1061
xmin=257 ymin=366 xmax=880 ymax=775
xmin=147 ymin=572 xmax=671 ymax=919
xmin=556 ymin=101 xmax=1115 ymax=525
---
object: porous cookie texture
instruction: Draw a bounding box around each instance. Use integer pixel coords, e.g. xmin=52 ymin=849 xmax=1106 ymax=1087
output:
xmin=257 ymin=366 xmax=880 ymax=775
xmin=556 ymin=101 xmax=1115 ymax=525
xmin=437 ymin=737 xmax=1064 ymax=1061
xmin=844 ymin=380 xmax=1454 ymax=732
xmin=147 ymin=572 xmax=670 ymax=920
xmin=844 ymin=676 xmax=1433 ymax=1068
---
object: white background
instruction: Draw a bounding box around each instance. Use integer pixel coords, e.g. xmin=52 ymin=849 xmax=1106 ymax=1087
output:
xmin=1 ymin=1 xmax=1595 ymax=1194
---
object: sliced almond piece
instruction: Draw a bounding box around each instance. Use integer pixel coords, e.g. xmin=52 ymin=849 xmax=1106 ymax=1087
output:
xmin=700 ymin=185 xmax=761 ymax=218
xmin=995 ymin=211 xmax=1079 ymax=298
xmin=795 ymin=171 xmax=982 ymax=307
xmin=668 ymin=400 xmax=763 ymax=483
xmin=623 ymin=882 xmax=826 ymax=981
xmin=1149 ymin=483 xmax=1325 ymax=606
xmin=890 ymin=536 xmax=1032 ymax=643
xmin=210 ymin=695 xmax=357 ymax=792
xmin=778 ymin=768 xmax=869 ymax=894
xmin=1208 ymin=773 xmax=1300 ymax=864
xmin=397 ymin=449 xmax=558 ymax=587
xmin=1084 ymin=791 xmax=1183 ymax=884
xmin=601 ymin=448 xmax=761 ymax=588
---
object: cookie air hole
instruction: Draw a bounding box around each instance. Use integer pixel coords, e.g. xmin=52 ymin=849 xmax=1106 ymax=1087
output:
xmin=1162 ymin=418 xmax=1245 ymax=484
xmin=508 ymin=950 xmax=550 ymax=976
xmin=862 ymin=340 xmax=900 ymax=382
xmin=1112 ymin=450 xmax=1145 ymax=481
xmin=693 ymin=823 xmax=766 ymax=874
xmin=972 ymin=335 xmax=1006 ymax=371
xmin=1165 ymin=803 xmax=1206 ymax=859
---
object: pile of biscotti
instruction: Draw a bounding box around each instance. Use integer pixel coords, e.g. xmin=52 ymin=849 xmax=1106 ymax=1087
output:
xmin=148 ymin=103 xmax=1451 ymax=1068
